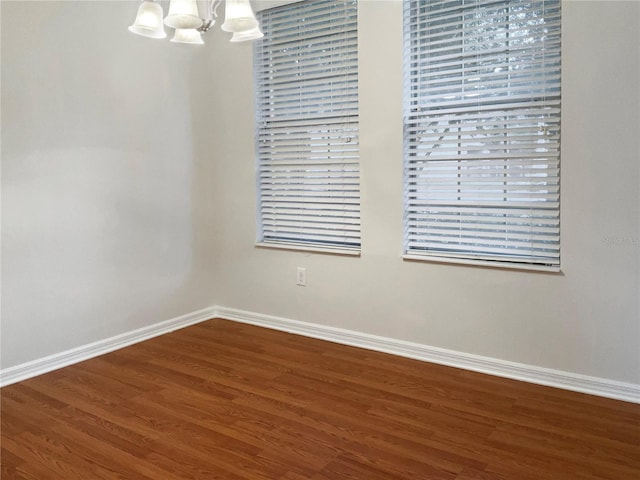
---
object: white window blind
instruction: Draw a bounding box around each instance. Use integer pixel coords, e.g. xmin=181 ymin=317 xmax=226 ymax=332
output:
xmin=255 ymin=0 xmax=360 ymax=251
xmin=403 ymin=0 xmax=561 ymax=268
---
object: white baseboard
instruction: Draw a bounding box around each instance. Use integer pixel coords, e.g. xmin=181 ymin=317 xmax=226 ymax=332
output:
xmin=0 ymin=307 xmax=216 ymax=388
xmin=214 ymin=306 xmax=640 ymax=404
xmin=3 ymin=304 xmax=638 ymax=404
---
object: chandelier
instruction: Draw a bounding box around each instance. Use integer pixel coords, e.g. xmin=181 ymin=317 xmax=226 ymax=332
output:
xmin=128 ymin=0 xmax=263 ymax=45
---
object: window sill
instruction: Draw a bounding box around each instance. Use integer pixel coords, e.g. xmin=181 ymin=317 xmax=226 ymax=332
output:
xmin=402 ymin=253 xmax=561 ymax=273
xmin=256 ymin=242 xmax=361 ymax=257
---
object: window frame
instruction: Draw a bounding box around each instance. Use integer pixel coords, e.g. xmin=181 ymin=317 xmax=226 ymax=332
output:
xmin=402 ymin=0 xmax=562 ymax=271
xmin=254 ymin=0 xmax=361 ymax=255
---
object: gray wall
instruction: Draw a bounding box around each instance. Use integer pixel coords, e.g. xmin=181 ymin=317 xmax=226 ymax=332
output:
xmin=1 ymin=1 xmax=218 ymax=367
xmin=2 ymin=1 xmax=639 ymax=386
xmin=203 ymin=0 xmax=640 ymax=384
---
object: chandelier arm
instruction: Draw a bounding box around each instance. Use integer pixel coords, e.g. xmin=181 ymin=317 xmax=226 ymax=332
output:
xmin=212 ymin=0 xmax=223 ymax=19
xmin=198 ymin=0 xmax=223 ymax=33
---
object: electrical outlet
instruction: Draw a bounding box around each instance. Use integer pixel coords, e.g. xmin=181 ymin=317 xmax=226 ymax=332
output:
xmin=296 ymin=267 xmax=306 ymax=286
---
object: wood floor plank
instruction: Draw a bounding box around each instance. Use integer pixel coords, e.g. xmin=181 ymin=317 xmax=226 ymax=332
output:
xmin=2 ymin=318 xmax=639 ymax=479
xmin=1 ymin=433 xmax=123 ymax=480
xmin=0 ymin=447 xmax=25 ymax=479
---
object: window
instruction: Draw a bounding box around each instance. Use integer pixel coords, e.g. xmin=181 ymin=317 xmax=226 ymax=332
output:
xmin=254 ymin=0 xmax=360 ymax=253
xmin=403 ymin=0 xmax=561 ymax=269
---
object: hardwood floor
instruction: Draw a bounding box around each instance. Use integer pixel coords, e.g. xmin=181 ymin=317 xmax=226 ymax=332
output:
xmin=1 ymin=318 xmax=639 ymax=479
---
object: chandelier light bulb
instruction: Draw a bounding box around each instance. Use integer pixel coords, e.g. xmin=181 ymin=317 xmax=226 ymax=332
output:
xmin=171 ymin=28 xmax=205 ymax=45
xmin=128 ymin=1 xmax=167 ymax=39
xmin=164 ymin=0 xmax=203 ymax=30
xmin=221 ymin=0 xmax=259 ymax=33
xmin=230 ymin=26 xmax=264 ymax=42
